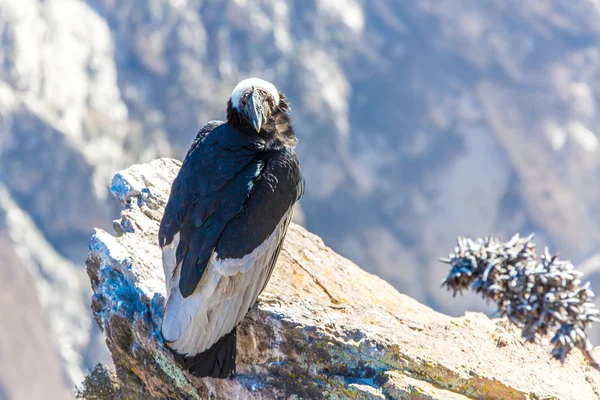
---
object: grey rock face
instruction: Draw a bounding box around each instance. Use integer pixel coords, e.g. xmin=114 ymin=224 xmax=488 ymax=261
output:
xmin=86 ymin=159 xmax=600 ymax=400
xmin=0 ymin=185 xmax=93 ymax=399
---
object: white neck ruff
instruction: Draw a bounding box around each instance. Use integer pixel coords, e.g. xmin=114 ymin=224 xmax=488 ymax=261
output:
xmin=231 ymin=78 xmax=280 ymax=110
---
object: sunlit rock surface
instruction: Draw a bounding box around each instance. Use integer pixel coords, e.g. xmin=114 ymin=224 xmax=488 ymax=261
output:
xmin=85 ymin=159 xmax=600 ymax=400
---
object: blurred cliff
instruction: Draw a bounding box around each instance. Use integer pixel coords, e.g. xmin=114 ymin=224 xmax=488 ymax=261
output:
xmin=3 ymin=0 xmax=600 ymax=398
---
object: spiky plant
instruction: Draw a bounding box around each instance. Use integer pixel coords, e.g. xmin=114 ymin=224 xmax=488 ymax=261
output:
xmin=441 ymin=234 xmax=599 ymax=369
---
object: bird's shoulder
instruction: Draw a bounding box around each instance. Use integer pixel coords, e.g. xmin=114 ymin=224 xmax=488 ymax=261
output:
xmin=183 ymin=121 xmax=267 ymax=162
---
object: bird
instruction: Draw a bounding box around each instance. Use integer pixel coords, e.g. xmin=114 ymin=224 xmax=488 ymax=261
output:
xmin=158 ymin=78 xmax=304 ymax=379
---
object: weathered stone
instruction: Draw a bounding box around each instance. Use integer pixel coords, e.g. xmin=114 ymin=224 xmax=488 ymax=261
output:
xmin=86 ymin=158 xmax=600 ymax=399
xmin=382 ymin=371 xmax=470 ymax=400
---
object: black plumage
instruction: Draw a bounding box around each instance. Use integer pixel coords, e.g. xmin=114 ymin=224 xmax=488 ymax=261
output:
xmin=158 ymin=78 xmax=303 ymax=378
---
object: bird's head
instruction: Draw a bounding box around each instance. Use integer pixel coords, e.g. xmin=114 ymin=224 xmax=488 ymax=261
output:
xmin=227 ymin=78 xmax=289 ymax=133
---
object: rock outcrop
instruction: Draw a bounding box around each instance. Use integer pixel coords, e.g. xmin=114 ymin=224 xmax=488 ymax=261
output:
xmin=85 ymin=159 xmax=600 ymax=400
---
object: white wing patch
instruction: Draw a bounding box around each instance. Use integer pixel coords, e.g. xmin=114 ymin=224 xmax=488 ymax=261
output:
xmin=210 ymin=220 xmax=287 ymax=276
xmin=161 ymin=232 xmax=180 ymax=295
xmin=230 ymin=77 xmax=280 ymax=110
xmin=161 ymin=210 xmax=292 ymax=357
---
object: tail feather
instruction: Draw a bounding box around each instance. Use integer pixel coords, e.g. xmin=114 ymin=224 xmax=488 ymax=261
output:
xmin=170 ymin=328 xmax=237 ymax=379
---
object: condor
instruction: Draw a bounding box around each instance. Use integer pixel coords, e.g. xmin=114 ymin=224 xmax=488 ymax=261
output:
xmin=159 ymin=78 xmax=304 ymax=378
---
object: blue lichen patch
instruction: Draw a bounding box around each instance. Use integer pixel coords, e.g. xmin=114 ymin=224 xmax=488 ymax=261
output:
xmin=110 ymin=172 xmax=140 ymax=205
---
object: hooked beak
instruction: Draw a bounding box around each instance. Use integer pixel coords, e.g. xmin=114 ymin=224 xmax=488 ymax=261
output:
xmin=245 ymin=86 xmax=265 ymax=132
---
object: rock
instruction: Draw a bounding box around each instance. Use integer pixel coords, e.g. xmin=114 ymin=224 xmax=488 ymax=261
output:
xmin=0 ymin=210 xmax=72 ymax=400
xmin=0 ymin=183 xmax=101 ymax=399
xmin=86 ymin=159 xmax=600 ymax=400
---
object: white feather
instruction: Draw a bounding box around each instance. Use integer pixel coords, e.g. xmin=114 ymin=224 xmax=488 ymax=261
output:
xmin=161 ymin=232 xmax=180 ymax=294
xmin=161 ymin=210 xmax=292 ymax=356
xmin=230 ymin=78 xmax=280 ymax=110
xmin=210 ymin=216 xmax=287 ymax=276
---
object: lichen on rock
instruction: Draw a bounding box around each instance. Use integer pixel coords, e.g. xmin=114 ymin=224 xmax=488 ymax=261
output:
xmin=85 ymin=158 xmax=600 ymax=399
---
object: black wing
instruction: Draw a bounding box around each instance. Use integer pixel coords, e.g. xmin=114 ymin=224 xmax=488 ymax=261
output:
xmin=215 ymin=147 xmax=304 ymax=259
xmin=182 ymin=120 xmax=224 ymax=161
xmin=159 ymin=123 xmax=266 ymax=297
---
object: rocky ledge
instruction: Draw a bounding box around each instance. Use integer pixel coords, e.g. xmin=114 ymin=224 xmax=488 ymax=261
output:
xmin=84 ymin=158 xmax=600 ymax=399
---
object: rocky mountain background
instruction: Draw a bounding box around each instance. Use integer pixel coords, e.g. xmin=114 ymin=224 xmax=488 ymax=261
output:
xmin=3 ymin=0 xmax=600 ymax=398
